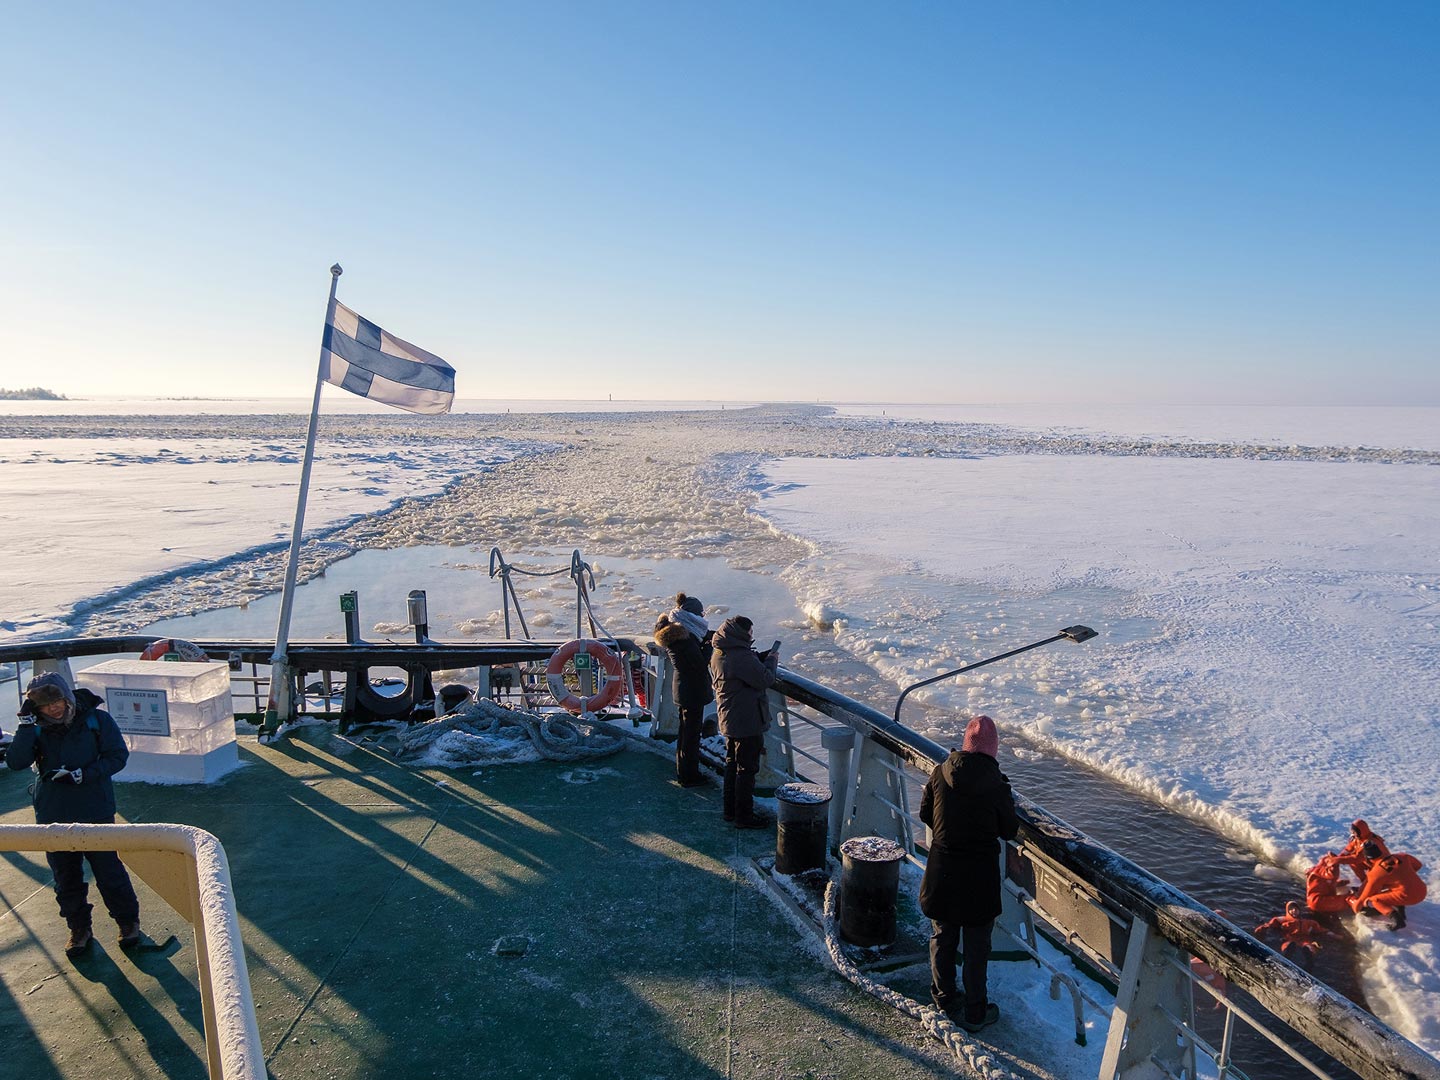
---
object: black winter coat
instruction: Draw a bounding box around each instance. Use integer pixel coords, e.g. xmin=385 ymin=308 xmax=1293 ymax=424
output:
xmin=654 ymin=619 xmax=714 ymax=711
xmin=708 ymin=619 xmax=777 ymax=739
xmin=918 ymin=751 xmax=1019 ymax=926
xmin=6 ymin=688 xmax=130 ymax=824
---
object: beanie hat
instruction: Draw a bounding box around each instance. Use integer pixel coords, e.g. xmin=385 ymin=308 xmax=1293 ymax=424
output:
xmin=962 ymin=714 xmax=999 ymax=758
xmin=25 ymin=671 xmax=76 ymax=709
xmin=678 ymin=594 xmax=704 ymax=616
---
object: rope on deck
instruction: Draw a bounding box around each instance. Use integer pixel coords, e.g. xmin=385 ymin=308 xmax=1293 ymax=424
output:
xmin=395 ymin=697 xmax=630 ymax=764
xmin=821 ymin=881 xmax=1020 ymax=1080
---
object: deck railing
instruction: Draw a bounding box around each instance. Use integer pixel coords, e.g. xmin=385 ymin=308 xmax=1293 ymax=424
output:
xmin=760 ymin=666 xmax=1440 ymax=1080
xmin=0 ymin=823 xmax=263 ymax=1080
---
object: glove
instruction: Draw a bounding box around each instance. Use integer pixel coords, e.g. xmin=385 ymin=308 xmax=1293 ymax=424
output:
xmin=45 ymin=768 xmax=84 ymax=784
xmin=17 ymin=700 xmax=36 ymax=725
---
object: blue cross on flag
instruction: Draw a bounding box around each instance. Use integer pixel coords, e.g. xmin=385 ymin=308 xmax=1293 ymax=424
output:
xmin=321 ymin=300 xmax=456 ymax=414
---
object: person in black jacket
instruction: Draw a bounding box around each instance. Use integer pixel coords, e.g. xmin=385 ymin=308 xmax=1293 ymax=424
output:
xmin=919 ymin=714 xmax=1019 ymax=1033
xmin=709 ymin=616 xmax=779 ymax=828
xmin=653 ymin=592 xmax=714 ymax=786
xmin=7 ymin=672 xmax=141 ymax=958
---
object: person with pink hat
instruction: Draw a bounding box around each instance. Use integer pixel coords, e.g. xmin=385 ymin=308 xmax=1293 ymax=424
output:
xmin=918 ymin=714 xmax=1018 ymax=1034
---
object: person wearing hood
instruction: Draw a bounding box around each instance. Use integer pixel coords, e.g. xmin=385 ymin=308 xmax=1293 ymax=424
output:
xmin=708 ymin=615 xmax=778 ymax=828
xmin=1255 ymin=901 xmax=1340 ymax=970
xmin=7 ymin=672 xmax=141 ymax=958
xmin=653 ymin=592 xmax=714 ymax=787
xmin=919 ymin=714 xmax=1019 ymax=1034
xmin=1350 ymin=852 xmax=1427 ymax=930
xmin=1333 ymin=819 xmax=1389 ymax=878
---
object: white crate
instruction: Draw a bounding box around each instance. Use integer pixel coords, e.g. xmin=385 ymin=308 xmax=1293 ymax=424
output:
xmin=77 ymin=660 xmax=239 ymax=784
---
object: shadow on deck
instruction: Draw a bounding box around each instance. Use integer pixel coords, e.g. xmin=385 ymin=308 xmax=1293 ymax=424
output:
xmin=1 ymin=730 xmax=977 ymax=1079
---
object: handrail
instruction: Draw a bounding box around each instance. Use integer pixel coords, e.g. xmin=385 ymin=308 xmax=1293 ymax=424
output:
xmin=0 ymin=823 xmax=263 ymax=1080
xmin=770 ymin=669 xmax=1440 ymax=1080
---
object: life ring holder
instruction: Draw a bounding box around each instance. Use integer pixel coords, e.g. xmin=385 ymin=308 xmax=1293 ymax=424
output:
xmin=545 ymin=639 xmax=625 ymax=715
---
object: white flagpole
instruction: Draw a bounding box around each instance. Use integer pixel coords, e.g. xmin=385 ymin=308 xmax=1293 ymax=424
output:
xmin=263 ymin=263 xmax=342 ymax=736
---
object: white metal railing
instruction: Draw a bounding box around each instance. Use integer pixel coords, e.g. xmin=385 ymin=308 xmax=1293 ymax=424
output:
xmin=0 ymin=823 xmax=263 ymax=1080
xmin=762 ymin=669 xmax=1439 ymax=1080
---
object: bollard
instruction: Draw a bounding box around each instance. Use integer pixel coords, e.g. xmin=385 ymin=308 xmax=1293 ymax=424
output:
xmin=775 ymin=783 xmax=831 ymax=875
xmin=838 ymin=836 xmax=906 ymax=947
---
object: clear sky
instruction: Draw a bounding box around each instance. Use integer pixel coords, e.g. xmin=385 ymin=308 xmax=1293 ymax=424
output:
xmin=2 ymin=2 xmax=1436 ymax=404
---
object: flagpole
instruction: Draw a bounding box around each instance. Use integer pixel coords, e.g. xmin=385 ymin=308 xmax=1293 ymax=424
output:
xmin=263 ymin=263 xmax=342 ymax=736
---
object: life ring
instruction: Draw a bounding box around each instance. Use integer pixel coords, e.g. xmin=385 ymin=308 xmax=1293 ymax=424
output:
xmin=139 ymin=638 xmax=209 ymax=662
xmin=545 ymin=639 xmax=625 ymax=715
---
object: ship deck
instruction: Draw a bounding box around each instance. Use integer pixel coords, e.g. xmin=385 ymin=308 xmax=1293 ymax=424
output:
xmin=0 ymin=728 xmax=1031 ymax=1080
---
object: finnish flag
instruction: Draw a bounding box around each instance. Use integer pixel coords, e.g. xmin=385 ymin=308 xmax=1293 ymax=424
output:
xmin=321 ymin=300 xmax=456 ymax=414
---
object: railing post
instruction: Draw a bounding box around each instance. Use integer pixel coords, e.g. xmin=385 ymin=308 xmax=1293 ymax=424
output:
xmin=1100 ymin=917 xmax=1197 ymax=1080
xmin=649 ymin=651 xmax=678 ymax=738
xmin=821 ymin=726 xmax=856 ymax=854
xmin=843 ymin=735 xmax=912 ymax=850
xmin=760 ymin=689 xmax=795 ymax=791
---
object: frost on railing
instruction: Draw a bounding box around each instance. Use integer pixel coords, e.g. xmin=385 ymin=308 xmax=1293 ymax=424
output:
xmin=0 ymin=823 xmax=263 ymax=1080
xmin=764 ymin=669 xmax=1440 ymax=1080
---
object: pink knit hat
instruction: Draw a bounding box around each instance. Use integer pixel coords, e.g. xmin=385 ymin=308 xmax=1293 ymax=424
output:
xmin=962 ymin=714 xmax=999 ymax=758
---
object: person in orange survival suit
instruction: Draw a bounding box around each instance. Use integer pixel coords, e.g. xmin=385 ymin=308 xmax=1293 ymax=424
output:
xmin=1332 ymin=819 xmax=1389 ymax=878
xmin=1350 ymin=853 xmax=1427 ymax=930
xmin=1255 ymin=902 xmax=1341 ymax=970
xmin=1305 ymin=854 xmax=1354 ymax=915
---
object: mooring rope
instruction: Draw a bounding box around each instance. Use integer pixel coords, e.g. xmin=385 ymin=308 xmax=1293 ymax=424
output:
xmin=395 ymin=697 xmax=630 ymax=764
xmin=820 ymin=880 xmax=1020 ymax=1080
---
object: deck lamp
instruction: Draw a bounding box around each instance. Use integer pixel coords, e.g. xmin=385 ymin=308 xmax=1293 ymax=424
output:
xmin=892 ymin=625 xmax=1097 ymax=725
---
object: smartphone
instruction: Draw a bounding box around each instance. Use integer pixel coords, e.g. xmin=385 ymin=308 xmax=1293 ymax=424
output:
xmin=771 ymin=639 xmax=782 ymax=654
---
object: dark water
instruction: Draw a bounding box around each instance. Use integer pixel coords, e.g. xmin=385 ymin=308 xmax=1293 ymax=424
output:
xmin=995 ymin=738 xmax=1364 ymax=1079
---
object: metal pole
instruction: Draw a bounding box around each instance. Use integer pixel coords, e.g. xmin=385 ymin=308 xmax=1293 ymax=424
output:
xmin=264 ymin=264 xmax=342 ymax=734
xmin=893 ymin=625 xmax=1096 ymax=724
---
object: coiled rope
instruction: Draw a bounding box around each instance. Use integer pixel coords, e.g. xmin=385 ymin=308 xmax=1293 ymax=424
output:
xmin=820 ymin=880 xmax=1019 ymax=1080
xmin=396 ymin=697 xmax=629 ymax=765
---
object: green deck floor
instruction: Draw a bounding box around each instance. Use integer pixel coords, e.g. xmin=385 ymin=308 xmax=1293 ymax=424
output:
xmin=1 ymin=729 xmax=980 ymax=1079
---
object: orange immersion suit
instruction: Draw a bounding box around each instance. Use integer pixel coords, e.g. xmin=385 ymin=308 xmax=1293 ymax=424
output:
xmin=1350 ymin=853 xmax=1428 ymax=917
xmin=1256 ymin=904 xmax=1333 ymax=963
xmin=1306 ymin=855 xmax=1354 ymax=915
xmin=1333 ymin=819 xmax=1390 ymax=878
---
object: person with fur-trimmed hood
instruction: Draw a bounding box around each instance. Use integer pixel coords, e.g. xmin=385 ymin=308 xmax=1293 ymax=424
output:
xmin=708 ymin=615 xmax=778 ymax=828
xmin=653 ymin=593 xmax=714 ymax=786
xmin=919 ymin=714 xmax=1019 ymax=1034
xmin=7 ymin=672 xmax=141 ymax=958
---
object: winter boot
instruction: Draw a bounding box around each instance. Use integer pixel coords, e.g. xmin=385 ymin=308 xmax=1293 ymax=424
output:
xmin=960 ymin=1003 xmax=1000 ymax=1034
xmin=65 ymin=922 xmax=94 ymax=959
xmin=1388 ymin=907 xmax=1407 ymax=931
xmin=118 ymin=920 xmax=143 ymax=950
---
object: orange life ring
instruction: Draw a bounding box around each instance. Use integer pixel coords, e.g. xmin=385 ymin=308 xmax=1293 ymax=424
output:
xmin=545 ymin=639 xmax=625 ymax=715
xmin=139 ymin=638 xmax=209 ymax=662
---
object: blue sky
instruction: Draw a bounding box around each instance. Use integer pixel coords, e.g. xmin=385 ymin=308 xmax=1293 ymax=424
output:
xmin=2 ymin=2 xmax=1436 ymax=404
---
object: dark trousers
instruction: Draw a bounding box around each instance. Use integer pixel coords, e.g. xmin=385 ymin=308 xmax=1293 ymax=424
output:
xmin=722 ymin=735 xmax=763 ymax=822
xmin=48 ymin=849 xmax=140 ymax=928
xmin=676 ymin=703 xmax=704 ymax=782
xmin=929 ymin=919 xmax=994 ymax=1019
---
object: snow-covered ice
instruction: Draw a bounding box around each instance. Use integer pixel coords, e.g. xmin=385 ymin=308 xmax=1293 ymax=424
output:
xmin=0 ymin=398 xmax=1436 ymax=1057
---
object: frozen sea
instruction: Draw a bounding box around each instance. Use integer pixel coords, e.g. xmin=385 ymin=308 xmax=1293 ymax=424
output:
xmin=0 ymin=396 xmax=1436 ymax=1055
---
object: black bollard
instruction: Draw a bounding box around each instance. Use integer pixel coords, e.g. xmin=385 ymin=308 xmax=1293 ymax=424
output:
xmin=838 ymin=836 xmax=906 ymax=947
xmin=775 ymin=783 xmax=831 ymax=875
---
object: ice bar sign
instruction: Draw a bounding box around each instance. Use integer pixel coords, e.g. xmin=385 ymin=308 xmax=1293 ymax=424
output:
xmin=107 ymin=688 xmax=172 ymax=737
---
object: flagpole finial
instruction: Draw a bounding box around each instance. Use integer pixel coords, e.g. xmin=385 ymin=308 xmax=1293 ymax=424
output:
xmin=330 ymin=264 xmax=343 ymax=278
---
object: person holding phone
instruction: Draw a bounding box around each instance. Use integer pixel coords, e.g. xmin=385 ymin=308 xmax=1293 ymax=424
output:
xmin=7 ymin=672 xmax=142 ymax=958
xmin=708 ymin=616 xmax=779 ymax=829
